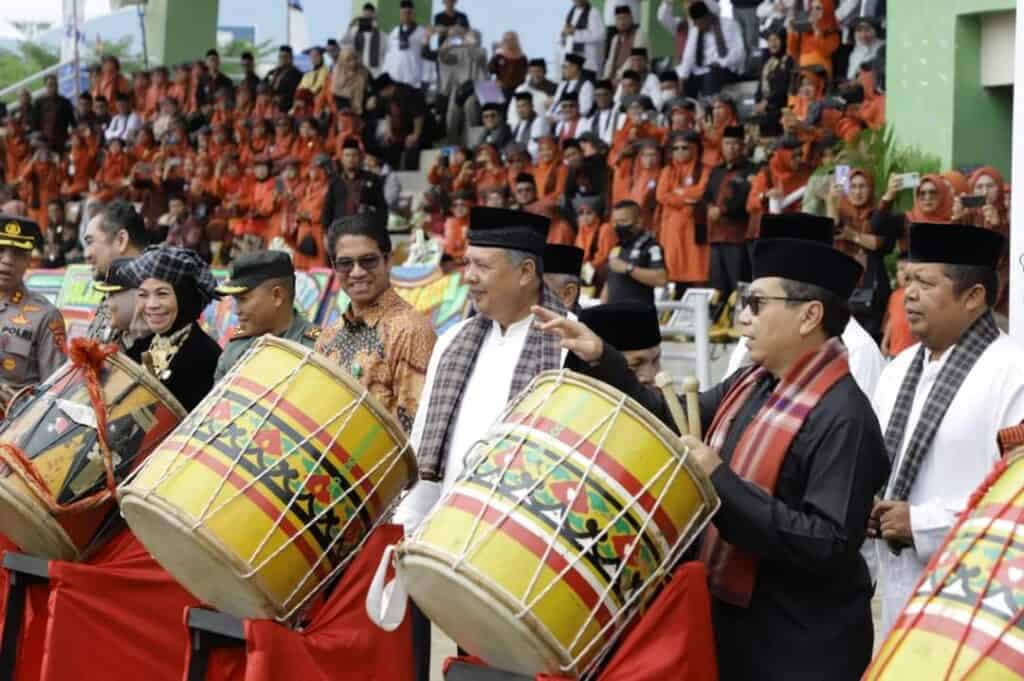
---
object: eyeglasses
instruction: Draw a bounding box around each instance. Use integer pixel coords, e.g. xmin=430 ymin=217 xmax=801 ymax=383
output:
xmin=739 ymin=293 xmax=816 ymax=315
xmin=672 ymin=145 xmax=690 ymax=151
xmin=334 ymin=254 xmax=384 ymax=274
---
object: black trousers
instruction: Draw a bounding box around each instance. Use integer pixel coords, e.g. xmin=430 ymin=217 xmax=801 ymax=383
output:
xmin=411 ymin=602 xmax=432 ymax=681
xmin=683 ymin=65 xmax=739 ymax=98
xmin=710 ymin=242 xmax=750 ymax=301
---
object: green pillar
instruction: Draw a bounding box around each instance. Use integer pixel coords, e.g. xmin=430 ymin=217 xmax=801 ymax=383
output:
xmin=645 ymin=0 xmax=677 ymax=61
xmin=144 ymin=0 xmax=219 ymax=66
xmin=886 ymin=0 xmax=1014 ymax=177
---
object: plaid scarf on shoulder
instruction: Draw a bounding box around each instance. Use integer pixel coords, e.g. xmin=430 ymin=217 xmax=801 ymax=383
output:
xmin=700 ymin=337 xmax=850 ymax=607
xmin=885 ymin=311 xmax=1000 ymax=501
xmin=416 ymin=286 xmax=568 ymax=481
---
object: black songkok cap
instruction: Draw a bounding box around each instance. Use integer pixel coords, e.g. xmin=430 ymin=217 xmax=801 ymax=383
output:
xmin=564 ymin=53 xmax=585 ymax=67
xmin=543 ymin=244 xmax=584 ymax=277
xmin=759 ymin=213 xmax=834 ymax=244
xmin=752 ymin=239 xmax=863 ymax=299
xmin=689 ymin=2 xmax=711 ymax=20
xmin=467 ymin=207 xmax=550 ymax=256
xmin=581 ymin=302 xmax=661 ymax=351
xmin=723 ymin=125 xmax=745 ymax=140
xmin=908 ymin=222 xmax=1005 ymax=269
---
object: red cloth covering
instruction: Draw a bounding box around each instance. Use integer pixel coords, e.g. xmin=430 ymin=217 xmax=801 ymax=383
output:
xmin=443 ymin=562 xmax=718 ymax=681
xmin=38 ymin=528 xmax=201 ymax=681
xmin=0 ymin=535 xmax=50 ymax=681
xmin=188 ymin=524 xmax=414 ymax=681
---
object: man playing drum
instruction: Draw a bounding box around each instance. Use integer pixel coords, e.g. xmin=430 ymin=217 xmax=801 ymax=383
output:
xmin=0 ymin=215 xmax=66 ymax=412
xmin=214 ymin=250 xmax=321 ymax=383
xmin=315 ymin=214 xmax=437 ymax=434
xmin=870 ymin=223 xmax=1024 ymax=635
xmin=535 ymin=217 xmax=890 ymax=680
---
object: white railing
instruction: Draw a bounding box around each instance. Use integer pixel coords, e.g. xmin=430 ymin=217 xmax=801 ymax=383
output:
xmin=657 ymin=288 xmax=714 ymax=390
xmin=0 ymin=61 xmax=75 ymax=107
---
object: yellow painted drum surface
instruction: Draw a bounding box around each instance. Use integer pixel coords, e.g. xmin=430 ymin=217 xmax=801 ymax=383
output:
xmin=0 ymin=354 xmax=185 ymax=560
xmin=866 ymin=451 xmax=1024 ymax=680
xmin=397 ymin=370 xmax=718 ymax=678
xmin=119 ymin=337 xmax=417 ymax=621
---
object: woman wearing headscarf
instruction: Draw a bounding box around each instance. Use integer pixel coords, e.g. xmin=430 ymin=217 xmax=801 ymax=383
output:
xmin=324 ymin=44 xmax=372 ymax=116
xmin=289 ymin=156 xmax=331 ymax=270
xmin=786 ymin=0 xmax=840 ymax=77
xmin=126 ymin=246 xmax=221 ymax=411
xmin=533 ymin=137 xmax=568 ymax=207
xmin=573 ymin=194 xmax=616 ymax=269
xmin=699 ymin=96 xmax=739 ymax=167
xmin=827 ymin=168 xmax=892 ymax=336
xmin=488 ymin=31 xmax=528 ymax=102
xmin=656 ymin=130 xmax=711 ymax=286
xmin=613 ymin=138 xmax=663 ymax=230
xmin=754 ymin=26 xmax=795 ymax=121
xmin=610 ymin=96 xmax=666 ymax=167
xmin=472 ymin=144 xmax=508 ymax=203
xmin=877 ymin=172 xmax=954 ymax=252
xmin=953 ymin=166 xmax=1010 ymax=315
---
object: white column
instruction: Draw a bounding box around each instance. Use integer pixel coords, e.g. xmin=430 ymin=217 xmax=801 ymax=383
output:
xmin=1010 ymin=5 xmax=1024 ymax=339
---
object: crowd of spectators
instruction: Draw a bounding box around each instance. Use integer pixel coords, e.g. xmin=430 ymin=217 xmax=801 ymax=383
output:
xmin=0 ymin=0 xmax=1011 ymax=354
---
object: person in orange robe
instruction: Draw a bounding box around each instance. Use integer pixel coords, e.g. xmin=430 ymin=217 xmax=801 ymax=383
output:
xmin=89 ymin=137 xmax=133 ymax=204
xmin=443 ymin=190 xmax=474 ymax=260
xmin=504 ymin=145 xmax=534 ymax=188
xmin=131 ymin=71 xmax=150 ymax=114
xmin=623 ymin=138 xmax=664 ymax=231
xmin=251 ymin=84 xmax=277 ymax=123
xmin=270 ymin=158 xmax=307 ymax=244
xmin=229 ymin=156 xmax=275 ymax=259
xmin=656 ymin=131 xmax=711 ymax=285
xmin=91 ymin=56 xmax=131 ymax=108
xmin=18 ymin=142 xmax=63 ymax=230
xmin=3 ymin=117 xmax=29 ymax=185
xmin=290 ymin=157 xmax=331 ymax=269
xmin=699 ymin=96 xmax=739 ymax=167
xmin=786 ymin=0 xmax=840 ymax=77
xmin=472 ymin=144 xmax=508 ymax=203
xmin=533 ymin=136 xmax=568 ymax=208
xmin=269 ymin=116 xmax=299 ymax=167
xmin=241 ymin=118 xmax=273 ymax=168
xmin=208 ymin=123 xmax=237 ymax=162
xmin=143 ymin=67 xmax=170 ymax=120
xmin=61 ymin=130 xmax=98 ymax=199
xmin=573 ymin=195 xmax=616 ymax=269
xmin=609 ymin=96 xmax=666 ymax=167
xmin=293 ymin=118 xmax=326 ymax=173
xmin=167 ymin=65 xmax=193 ymax=114
xmin=210 ymin=90 xmax=235 ymax=129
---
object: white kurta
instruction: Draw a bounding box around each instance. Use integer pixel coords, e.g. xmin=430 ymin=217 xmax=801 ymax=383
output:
xmin=383 ymin=24 xmax=428 ymax=86
xmin=871 ymin=333 xmax=1024 ymax=634
xmin=725 ymin=317 xmax=884 ymax=397
xmin=675 ymin=15 xmax=746 ymax=80
xmin=559 ymin=5 xmax=606 ymax=73
xmin=547 ymin=78 xmax=595 ymax=121
xmin=393 ymin=315 xmax=569 ymax=533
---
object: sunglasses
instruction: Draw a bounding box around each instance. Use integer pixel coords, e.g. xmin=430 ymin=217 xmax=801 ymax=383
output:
xmin=739 ymin=293 xmax=815 ymax=315
xmin=334 ymin=254 xmax=384 ymax=274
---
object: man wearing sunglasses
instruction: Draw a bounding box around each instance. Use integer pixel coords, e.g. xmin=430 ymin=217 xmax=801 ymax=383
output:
xmin=315 ymin=214 xmax=437 ymax=434
xmin=214 ymin=250 xmax=321 ymax=383
xmin=534 ymin=213 xmax=890 ymax=681
xmin=725 ymin=213 xmax=884 ymax=397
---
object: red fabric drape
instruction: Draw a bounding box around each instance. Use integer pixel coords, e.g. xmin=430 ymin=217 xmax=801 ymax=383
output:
xmin=38 ymin=528 xmax=201 ymax=681
xmin=0 ymin=535 xmax=50 ymax=681
xmin=190 ymin=524 xmax=414 ymax=681
xmin=444 ymin=561 xmax=718 ymax=681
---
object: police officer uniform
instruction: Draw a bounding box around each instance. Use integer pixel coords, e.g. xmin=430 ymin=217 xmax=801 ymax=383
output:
xmin=213 ymin=251 xmax=320 ymax=383
xmin=0 ymin=216 xmax=67 ymax=399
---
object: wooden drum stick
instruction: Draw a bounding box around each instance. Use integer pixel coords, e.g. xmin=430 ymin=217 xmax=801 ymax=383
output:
xmin=683 ymin=377 xmax=702 ymax=440
xmin=655 ymin=371 xmax=689 ymax=436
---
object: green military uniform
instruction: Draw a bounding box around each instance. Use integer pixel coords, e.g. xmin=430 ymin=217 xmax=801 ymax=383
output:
xmin=214 ymin=312 xmax=320 ymax=383
xmin=0 ymin=216 xmax=67 ymax=395
xmin=212 ymin=250 xmax=321 ymax=383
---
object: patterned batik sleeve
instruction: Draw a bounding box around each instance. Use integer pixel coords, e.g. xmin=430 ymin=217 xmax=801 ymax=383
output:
xmin=386 ymin=312 xmax=437 ymax=434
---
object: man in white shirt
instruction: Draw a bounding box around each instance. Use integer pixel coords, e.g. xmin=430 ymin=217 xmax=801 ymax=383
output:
xmin=603 ymin=6 xmax=647 ymax=81
xmin=553 ymin=94 xmax=592 ymax=141
xmin=560 ymin=0 xmax=605 ymax=74
xmin=547 ymin=53 xmax=595 ymax=121
xmin=603 ymin=0 xmax=643 ymax=52
xmin=726 ymin=213 xmax=884 ymax=396
xmin=509 ymin=92 xmax=549 ymax=160
xmin=346 ymin=3 xmax=388 ymax=77
xmin=588 ymin=80 xmax=623 ymax=146
xmin=677 ymin=1 xmax=746 ymax=98
xmin=383 ymin=0 xmax=429 ymax=87
xmin=104 ymin=93 xmax=141 ymax=143
xmin=507 ymin=59 xmax=558 ymax=130
xmin=395 ymin=207 xmax=571 ymax=532
xmin=613 ymin=49 xmax=661 ymax=108
xmin=871 ymin=222 xmax=1024 ymax=635
xmin=657 ymin=0 xmax=721 ymax=63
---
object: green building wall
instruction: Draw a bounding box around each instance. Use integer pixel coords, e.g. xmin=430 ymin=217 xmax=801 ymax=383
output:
xmin=887 ymin=0 xmax=1014 ymax=177
xmin=144 ymin=0 xmax=220 ymax=68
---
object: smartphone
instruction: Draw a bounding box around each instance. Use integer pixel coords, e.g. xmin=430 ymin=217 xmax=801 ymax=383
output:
xmin=897 ymin=172 xmax=920 ymax=191
xmin=961 ymin=194 xmax=985 ymax=208
xmin=835 ymin=164 xmax=851 ymax=193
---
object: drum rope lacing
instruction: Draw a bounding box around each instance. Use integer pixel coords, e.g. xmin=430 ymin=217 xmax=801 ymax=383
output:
xmin=126 ymin=343 xmax=412 ymax=620
xmin=435 ymin=370 xmax=713 ymax=677
xmin=0 ymin=339 xmax=120 ymax=515
xmin=870 ymin=456 xmax=1024 ymax=680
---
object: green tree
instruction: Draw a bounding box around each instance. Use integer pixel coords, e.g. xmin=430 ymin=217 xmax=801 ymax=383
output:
xmin=218 ymin=38 xmax=276 ymax=78
xmin=0 ymin=40 xmax=60 ymax=100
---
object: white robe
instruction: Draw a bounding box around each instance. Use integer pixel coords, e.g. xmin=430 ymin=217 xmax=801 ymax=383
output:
xmin=871 ymin=333 xmax=1024 ymax=634
xmin=726 ymin=317 xmax=884 ymax=398
xmin=394 ymin=314 xmax=569 ymax=533
xmin=383 ymin=24 xmax=428 ymax=86
xmin=559 ymin=5 xmax=606 ymax=74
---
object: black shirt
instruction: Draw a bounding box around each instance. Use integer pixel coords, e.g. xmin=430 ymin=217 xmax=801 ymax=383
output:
xmin=604 ymin=231 xmax=665 ymax=305
xmin=433 ymin=10 xmax=470 ymax=28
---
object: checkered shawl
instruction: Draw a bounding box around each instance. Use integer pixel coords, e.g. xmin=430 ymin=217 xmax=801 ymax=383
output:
xmin=416 ymin=286 xmax=568 ymax=481
xmin=885 ymin=311 xmax=1000 ymax=501
xmin=125 ymin=246 xmax=219 ymax=307
xmin=699 ymin=337 xmax=850 ymax=607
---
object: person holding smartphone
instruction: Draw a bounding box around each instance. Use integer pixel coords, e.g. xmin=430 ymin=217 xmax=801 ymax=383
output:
xmin=345 ymin=3 xmax=388 ymax=78
xmin=785 ymin=0 xmax=840 ymax=77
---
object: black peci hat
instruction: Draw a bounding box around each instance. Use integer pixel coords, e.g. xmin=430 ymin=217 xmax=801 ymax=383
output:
xmin=752 ymin=239 xmax=863 ymax=299
xmin=908 ymin=222 xmax=1005 ymax=269
xmin=543 ymin=244 xmax=584 ymax=277
xmin=581 ymin=302 xmax=662 ymax=352
xmin=468 ymin=207 xmax=550 ymax=256
xmin=759 ymin=213 xmax=834 ymax=244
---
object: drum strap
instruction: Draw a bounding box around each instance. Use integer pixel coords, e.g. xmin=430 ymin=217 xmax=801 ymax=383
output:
xmin=700 ymin=336 xmax=850 ymax=608
xmin=0 ymin=338 xmax=120 ymax=514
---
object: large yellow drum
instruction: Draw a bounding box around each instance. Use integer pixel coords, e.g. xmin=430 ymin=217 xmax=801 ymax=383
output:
xmin=0 ymin=352 xmax=185 ymax=561
xmin=396 ymin=370 xmax=718 ymax=678
xmin=119 ymin=337 xmax=417 ymax=621
xmin=865 ymin=449 xmax=1024 ymax=680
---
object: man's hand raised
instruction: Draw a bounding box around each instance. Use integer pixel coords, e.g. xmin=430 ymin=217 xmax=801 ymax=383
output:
xmin=531 ymin=306 xmax=604 ymax=364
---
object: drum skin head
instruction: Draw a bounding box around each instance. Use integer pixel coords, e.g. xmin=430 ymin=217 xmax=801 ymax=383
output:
xmin=0 ymin=477 xmax=78 ymax=561
xmin=120 ymin=493 xmax=281 ymax=620
xmin=398 ymin=552 xmax=572 ymax=677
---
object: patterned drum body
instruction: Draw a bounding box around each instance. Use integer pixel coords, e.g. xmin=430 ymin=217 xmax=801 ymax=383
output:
xmin=119 ymin=337 xmax=417 ymax=621
xmin=0 ymin=354 xmax=185 ymax=561
xmin=397 ymin=371 xmax=718 ymax=678
xmin=866 ymin=451 xmax=1024 ymax=680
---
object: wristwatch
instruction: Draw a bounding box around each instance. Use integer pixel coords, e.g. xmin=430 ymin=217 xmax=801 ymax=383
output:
xmin=626 ymin=263 xmax=635 ymax=276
